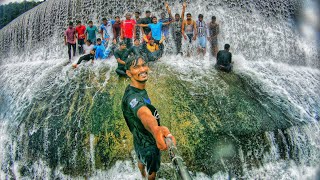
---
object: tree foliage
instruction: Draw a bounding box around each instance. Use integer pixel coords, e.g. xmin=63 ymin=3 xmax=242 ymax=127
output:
xmin=0 ymin=1 xmax=43 ymax=29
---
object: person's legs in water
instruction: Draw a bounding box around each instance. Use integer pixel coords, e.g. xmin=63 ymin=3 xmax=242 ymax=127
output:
xmin=175 ymin=32 xmax=182 ymax=54
xmin=72 ymin=43 xmax=76 ymax=57
xmin=67 ymin=43 xmax=72 ymax=61
xmin=197 ymin=36 xmax=206 ymax=55
xmin=217 ymin=64 xmax=233 ymax=73
xmin=211 ymin=37 xmax=218 ymax=57
xmin=138 ymin=161 xmax=146 ymax=178
xmin=78 ymin=39 xmax=85 ymax=54
xmin=187 ymin=34 xmax=193 ymax=43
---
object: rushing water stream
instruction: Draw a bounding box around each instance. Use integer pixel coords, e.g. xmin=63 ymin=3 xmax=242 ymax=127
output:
xmin=0 ymin=0 xmax=319 ymax=179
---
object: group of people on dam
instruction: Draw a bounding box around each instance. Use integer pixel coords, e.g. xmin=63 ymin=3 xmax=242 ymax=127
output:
xmin=63 ymin=2 xmax=233 ymax=179
xmin=64 ymin=2 xmax=233 ymax=74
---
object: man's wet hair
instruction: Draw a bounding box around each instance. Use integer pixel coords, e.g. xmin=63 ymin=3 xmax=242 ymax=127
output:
xmin=175 ymin=13 xmax=180 ymax=17
xmin=88 ymin=20 xmax=93 ymax=24
xmin=115 ymin=16 xmax=120 ymax=18
xmin=212 ymin=16 xmax=216 ymax=20
xmin=224 ymin=44 xmax=230 ymax=50
xmin=135 ymin=11 xmax=141 ymax=15
xmin=146 ymin=10 xmax=151 ymax=14
xmin=102 ymin=17 xmax=107 ymax=21
xmin=186 ymin=13 xmax=191 ymax=16
xmin=134 ymin=39 xmax=140 ymax=42
xmin=69 ymin=21 xmax=73 ymax=26
xmin=125 ymin=56 xmax=146 ymax=70
xmin=87 ymin=39 xmax=92 ymax=44
xmin=152 ymin=16 xmax=157 ymax=20
xmin=97 ymin=38 xmax=101 ymax=42
xmin=198 ymin=14 xmax=203 ymax=18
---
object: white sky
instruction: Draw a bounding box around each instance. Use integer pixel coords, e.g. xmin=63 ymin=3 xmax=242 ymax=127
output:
xmin=0 ymin=0 xmax=44 ymax=5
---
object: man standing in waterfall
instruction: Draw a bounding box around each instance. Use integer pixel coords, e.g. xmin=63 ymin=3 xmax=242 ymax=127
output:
xmin=121 ymin=13 xmax=136 ymax=48
xmin=207 ymin=16 xmax=219 ymax=57
xmin=168 ymin=2 xmax=186 ymax=55
xmin=122 ymin=56 xmax=176 ymax=180
xmin=64 ymin=21 xmax=77 ymax=62
xmin=75 ymin=20 xmax=86 ymax=55
xmin=196 ymin=14 xmax=207 ymax=55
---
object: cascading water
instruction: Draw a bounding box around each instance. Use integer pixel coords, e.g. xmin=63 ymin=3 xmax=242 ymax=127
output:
xmin=0 ymin=0 xmax=319 ymax=179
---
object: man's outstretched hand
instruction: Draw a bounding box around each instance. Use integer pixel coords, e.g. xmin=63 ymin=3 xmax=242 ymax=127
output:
xmin=153 ymin=126 xmax=176 ymax=150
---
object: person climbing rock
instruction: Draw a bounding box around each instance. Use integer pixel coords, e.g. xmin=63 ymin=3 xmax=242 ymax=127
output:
xmin=72 ymin=49 xmax=95 ymax=69
xmin=122 ymin=56 xmax=176 ymax=180
xmin=216 ymin=44 xmax=233 ymax=73
xmin=114 ymin=41 xmax=128 ymax=77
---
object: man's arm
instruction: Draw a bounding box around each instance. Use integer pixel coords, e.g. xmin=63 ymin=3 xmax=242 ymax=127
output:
xmin=137 ymin=24 xmax=149 ymax=27
xmin=99 ymin=25 xmax=103 ymax=38
xmin=64 ymin=35 xmax=67 ymax=45
xmin=159 ymin=36 xmax=166 ymax=44
xmin=162 ymin=21 xmax=171 ymax=26
xmin=181 ymin=2 xmax=187 ymax=20
xmin=137 ymin=106 xmax=175 ymax=150
xmin=117 ymin=58 xmax=126 ymax=65
xmin=193 ymin=21 xmax=197 ymax=37
xmin=74 ymin=33 xmax=77 ymax=44
xmin=112 ymin=24 xmax=116 ymax=40
xmin=133 ymin=20 xmax=136 ymax=39
xmin=142 ymin=34 xmax=149 ymax=43
xmin=165 ymin=2 xmax=174 ymax=20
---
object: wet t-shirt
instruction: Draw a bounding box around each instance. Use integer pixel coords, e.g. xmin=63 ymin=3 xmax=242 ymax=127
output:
xmin=65 ymin=27 xmax=76 ymax=44
xmin=148 ymin=22 xmax=163 ymax=40
xmin=141 ymin=17 xmax=152 ymax=35
xmin=122 ymin=85 xmax=160 ymax=150
xmin=86 ymin=25 xmax=98 ymax=42
xmin=114 ymin=48 xmax=128 ymax=70
xmin=217 ymin=50 xmax=232 ymax=66
xmin=121 ymin=19 xmax=136 ymax=38
xmin=76 ymin=25 xmax=86 ymax=39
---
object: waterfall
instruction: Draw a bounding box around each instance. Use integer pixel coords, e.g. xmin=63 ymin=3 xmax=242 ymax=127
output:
xmin=0 ymin=0 xmax=319 ymax=179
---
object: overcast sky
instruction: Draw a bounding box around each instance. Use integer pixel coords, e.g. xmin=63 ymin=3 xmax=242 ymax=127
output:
xmin=0 ymin=0 xmax=44 ymax=5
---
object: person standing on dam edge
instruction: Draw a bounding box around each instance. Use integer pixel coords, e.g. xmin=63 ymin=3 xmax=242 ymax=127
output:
xmin=64 ymin=21 xmax=77 ymax=62
xmin=122 ymin=56 xmax=176 ymax=180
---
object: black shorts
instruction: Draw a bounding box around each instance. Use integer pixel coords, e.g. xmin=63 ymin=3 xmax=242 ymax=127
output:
xmin=136 ymin=145 xmax=161 ymax=175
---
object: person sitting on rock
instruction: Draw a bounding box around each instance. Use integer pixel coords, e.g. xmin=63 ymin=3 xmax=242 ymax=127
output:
xmin=72 ymin=48 xmax=96 ymax=68
xmin=144 ymin=36 xmax=165 ymax=62
xmin=216 ymin=44 xmax=233 ymax=73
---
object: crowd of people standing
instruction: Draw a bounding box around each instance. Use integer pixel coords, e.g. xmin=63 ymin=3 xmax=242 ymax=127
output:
xmin=64 ymin=2 xmax=233 ymax=73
